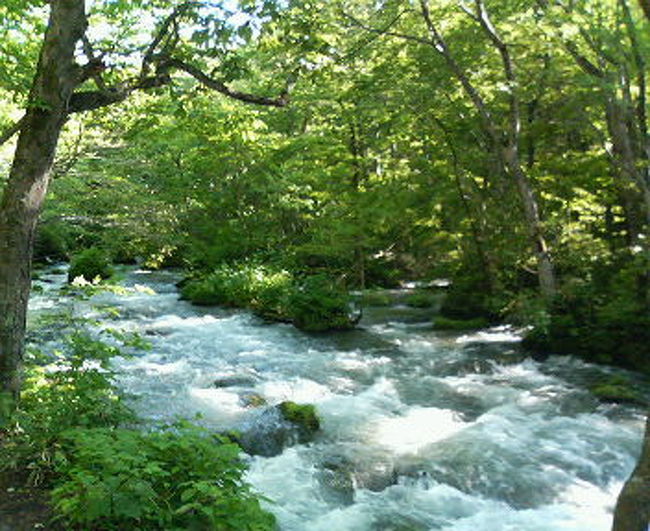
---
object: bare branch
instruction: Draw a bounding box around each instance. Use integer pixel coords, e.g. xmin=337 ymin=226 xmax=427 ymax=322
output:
xmin=140 ymin=2 xmax=193 ymax=83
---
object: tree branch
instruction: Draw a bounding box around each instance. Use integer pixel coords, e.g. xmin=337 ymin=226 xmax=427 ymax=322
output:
xmin=67 ymin=73 xmax=172 ymax=114
xmin=343 ymin=12 xmax=433 ymax=46
xmin=140 ymin=2 xmax=193 ymax=83
xmin=0 ymin=117 xmax=25 ymax=147
xmin=564 ymin=41 xmax=606 ymax=78
xmin=160 ymin=57 xmax=291 ymax=107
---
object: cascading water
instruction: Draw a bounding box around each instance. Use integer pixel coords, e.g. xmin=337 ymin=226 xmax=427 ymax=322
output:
xmin=28 ymin=266 xmax=648 ymax=530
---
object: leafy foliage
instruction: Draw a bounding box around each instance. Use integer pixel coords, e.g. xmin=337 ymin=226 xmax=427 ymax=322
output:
xmin=182 ymin=263 xmax=358 ymax=331
xmin=1 ymin=331 xmax=135 ymax=485
xmin=68 ymin=248 xmax=113 ymax=283
xmin=286 ymin=274 xmax=357 ymax=332
xmin=1 ymin=326 xmax=275 ymax=529
xmin=51 ymin=424 xmax=275 ymax=530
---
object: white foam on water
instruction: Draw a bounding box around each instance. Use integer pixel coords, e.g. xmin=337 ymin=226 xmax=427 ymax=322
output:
xmin=247 ymin=448 xmax=333 ymax=528
xmin=26 ymin=266 xmax=648 ymax=531
xmin=456 ymin=325 xmax=524 ymax=344
xmin=373 ymin=407 xmax=467 ymax=455
xmin=186 ymin=387 xmax=246 ymax=422
xmin=258 ymin=378 xmax=334 ymax=404
xmin=334 ymin=351 xmax=391 ymax=373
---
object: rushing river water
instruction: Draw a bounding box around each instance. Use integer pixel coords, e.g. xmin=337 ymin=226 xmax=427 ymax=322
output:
xmin=28 ymin=266 xmax=648 ymax=531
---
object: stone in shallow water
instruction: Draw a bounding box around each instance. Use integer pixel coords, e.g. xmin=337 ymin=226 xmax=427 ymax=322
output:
xmin=236 ymin=402 xmax=320 ymax=457
xmin=317 ymin=450 xmax=397 ymax=497
xmin=239 ymin=392 xmax=267 ymax=408
xmin=213 ymin=375 xmax=258 ymax=388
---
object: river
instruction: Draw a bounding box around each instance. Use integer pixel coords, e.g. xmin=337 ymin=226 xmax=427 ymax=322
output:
xmin=28 ymin=266 xmax=648 ymax=530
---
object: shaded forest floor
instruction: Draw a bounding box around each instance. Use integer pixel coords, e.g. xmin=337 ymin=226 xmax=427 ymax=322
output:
xmin=0 ymin=469 xmax=53 ymax=531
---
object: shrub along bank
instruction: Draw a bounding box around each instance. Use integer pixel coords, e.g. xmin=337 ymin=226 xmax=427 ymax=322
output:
xmin=0 ymin=326 xmax=275 ymax=530
xmin=181 ymin=263 xmax=359 ymax=332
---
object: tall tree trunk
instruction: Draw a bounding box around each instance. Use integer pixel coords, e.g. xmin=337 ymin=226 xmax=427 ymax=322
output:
xmin=503 ymin=148 xmax=556 ymax=297
xmin=0 ymin=0 xmax=86 ymax=420
xmin=613 ymin=414 xmax=650 ymax=530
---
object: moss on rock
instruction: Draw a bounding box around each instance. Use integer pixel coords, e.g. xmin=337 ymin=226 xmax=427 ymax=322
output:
xmin=279 ymin=401 xmax=320 ymax=434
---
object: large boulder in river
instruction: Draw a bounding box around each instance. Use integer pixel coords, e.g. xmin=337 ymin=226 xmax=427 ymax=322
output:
xmin=236 ymin=401 xmax=320 ymax=457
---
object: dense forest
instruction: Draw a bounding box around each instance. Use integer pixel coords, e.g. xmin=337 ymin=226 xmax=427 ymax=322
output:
xmin=0 ymin=0 xmax=649 ymax=529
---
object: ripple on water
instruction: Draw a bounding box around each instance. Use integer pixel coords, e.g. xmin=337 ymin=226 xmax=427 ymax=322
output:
xmin=26 ymin=266 xmax=648 ymax=531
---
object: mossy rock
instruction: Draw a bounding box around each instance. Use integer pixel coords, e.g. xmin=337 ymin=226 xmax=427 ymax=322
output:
xmin=589 ymin=380 xmax=646 ymax=406
xmin=68 ymin=248 xmax=113 ymax=283
xmin=279 ymin=401 xmax=320 ymax=435
xmin=433 ymin=316 xmax=489 ymax=330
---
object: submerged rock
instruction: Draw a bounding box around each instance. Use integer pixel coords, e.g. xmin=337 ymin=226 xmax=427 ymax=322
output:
xmin=236 ymin=402 xmax=320 ymax=457
xmin=316 ymin=449 xmax=397 ymax=502
xmin=315 ymin=456 xmax=355 ymax=506
xmin=239 ymin=392 xmax=267 ymax=408
xmin=213 ymin=374 xmax=258 ymax=388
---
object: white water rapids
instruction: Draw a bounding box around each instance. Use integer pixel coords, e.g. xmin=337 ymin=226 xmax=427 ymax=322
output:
xmin=28 ymin=266 xmax=648 ymax=530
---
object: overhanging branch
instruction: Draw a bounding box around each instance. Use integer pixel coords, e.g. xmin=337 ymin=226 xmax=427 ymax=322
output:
xmin=161 ymin=57 xmax=291 ymax=107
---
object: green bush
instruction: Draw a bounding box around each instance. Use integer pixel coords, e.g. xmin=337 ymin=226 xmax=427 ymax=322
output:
xmin=403 ymin=290 xmax=441 ymax=309
xmin=183 ymin=264 xmax=358 ymax=331
xmin=1 ymin=332 xmax=135 ymax=484
xmin=440 ymin=267 xmax=500 ymax=321
xmin=522 ymin=260 xmax=650 ymax=374
xmin=68 ymin=248 xmax=113 ymax=283
xmin=52 ymin=424 xmax=275 ymax=530
xmin=287 ymin=274 xmax=356 ymax=332
xmin=1 ymin=327 xmax=275 ymax=530
xmin=33 ymin=222 xmax=71 ymax=263
xmin=360 ymin=290 xmax=393 ymax=307
xmin=181 ymin=263 xmax=293 ymax=314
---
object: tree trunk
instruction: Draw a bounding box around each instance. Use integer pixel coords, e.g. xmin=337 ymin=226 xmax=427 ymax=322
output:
xmin=504 ymin=151 xmax=556 ymax=298
xmin=605 ymin=97 xmax=650 ymax=238
xmin=612 ymin=414 xmax=650 ymax=530
xmin=0 ymin=0 xmax=86 ymax=420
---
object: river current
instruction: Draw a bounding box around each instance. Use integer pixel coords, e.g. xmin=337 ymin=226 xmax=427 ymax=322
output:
xmin=28 ymin=266 xmax=648 ymax=530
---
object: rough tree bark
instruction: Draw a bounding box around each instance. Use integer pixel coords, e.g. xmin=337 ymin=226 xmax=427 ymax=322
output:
xmin=0 ymin=0 xmax=87 ymax=418
xmin=0 ymin=0 xmax=290 ymax=421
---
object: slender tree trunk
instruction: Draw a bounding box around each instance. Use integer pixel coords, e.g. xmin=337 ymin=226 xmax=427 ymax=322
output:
xmin=503 ymin=148 xmax=556 ymax=297
xmin=613 ymin=414 xmax=650 ymax=530
xmin=605 ymin=97 xmax=650 ymax=239
xmin=0 ymin=0 xmax=86 ymax=419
